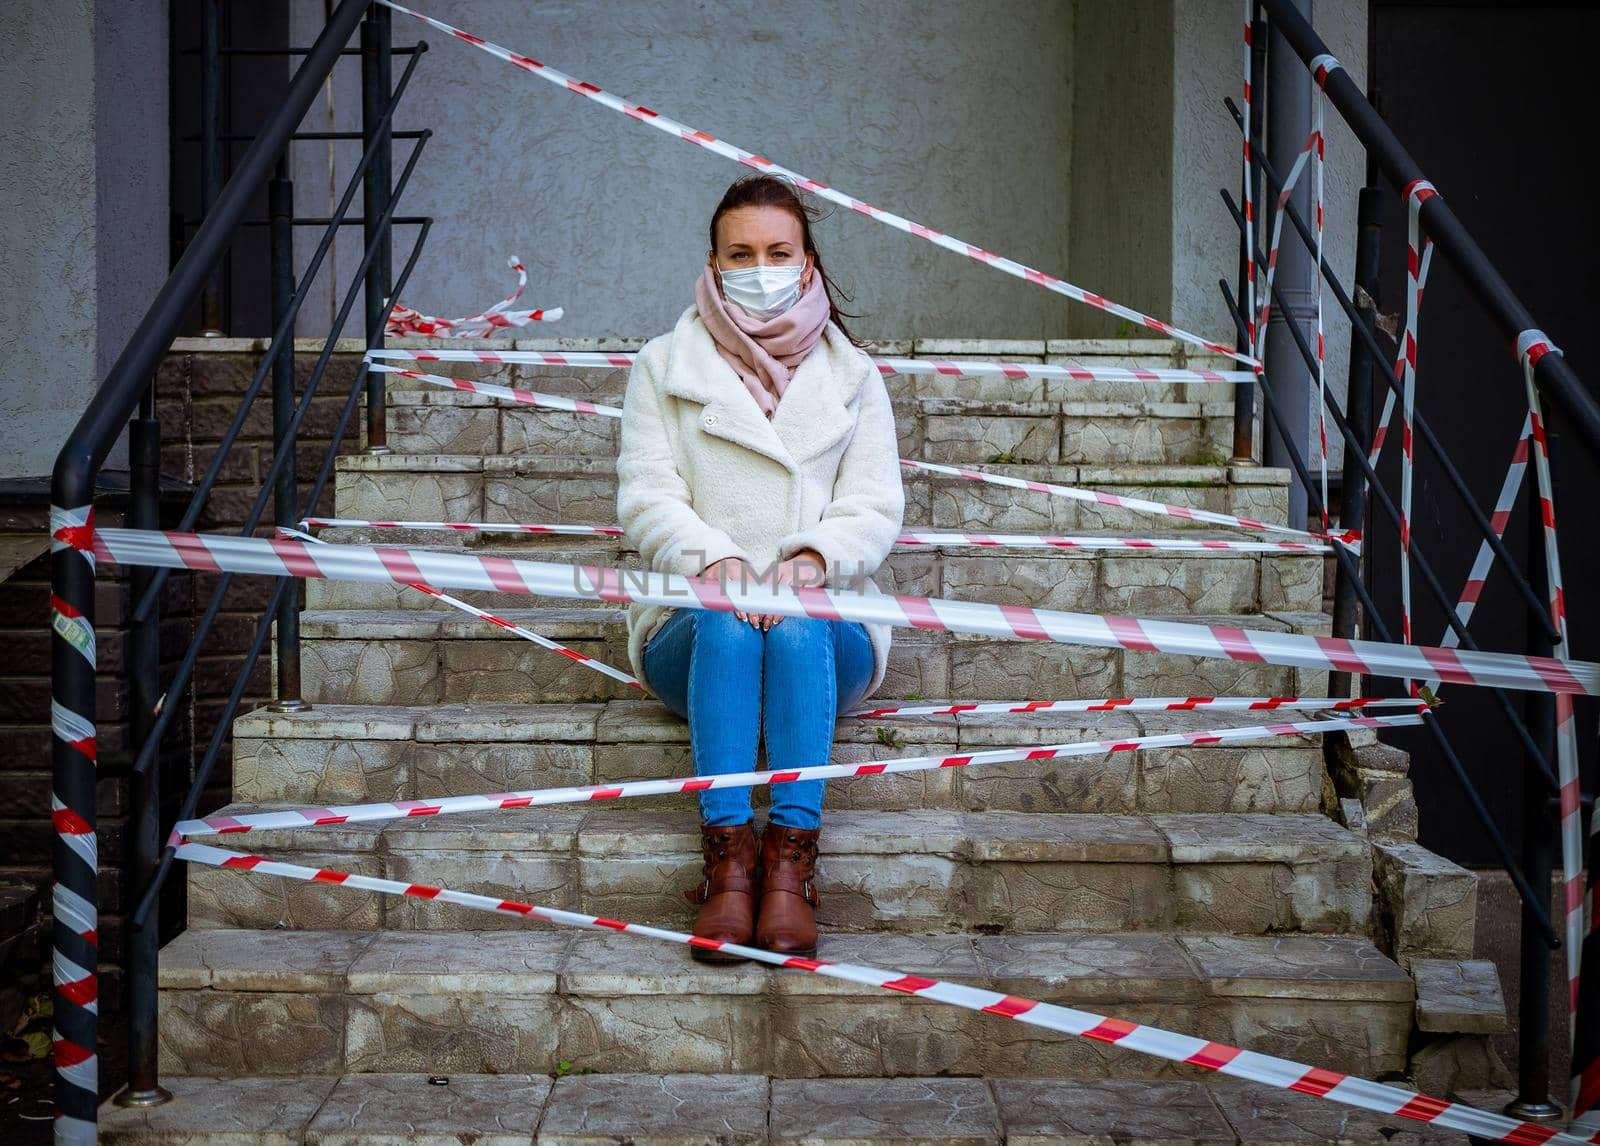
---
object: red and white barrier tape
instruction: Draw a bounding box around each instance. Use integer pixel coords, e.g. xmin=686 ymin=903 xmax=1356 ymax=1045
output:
xmin=1516 ymin=333 xmax=1586 ymax=1069
xmin=365 ymin=347 xmax=1258 ymax=387
xmin=298 ymin=517 xmax=1330 ymax=555
xmin=375 ymin=0 xmax=1252 ymax=366
xmin=1366 ymin=197 xmax=1434 ymax=471
xmin=281 ymin=528 xmax=642 ymax=690
xmin=173 ymin=710 xmax=1424 ymax=840
xmin=301 ymin=517 xmax=626 ymax=538
xmin=357 ymin=361 xmax=1357 ymax=550
xmin=901 ymin=459 xmax=1359 ymax=550
xmin=75 ymin=526 xmax=1600 ymax=697
xmin=368 ymin=363 xmax=622 ymax=417
xmin=849 ymin=696 xmax=1421 ymax=719
xmin=1240 ymin=3 xmax=1258 ymax=364
xmin=1251 ymin=129 xmax=1319 ymax=366
xmin=1442 ymin=416 xmax=1530 ymax=642
xmin=173 ymin=835 xmax=1599 ymax=1146
xmin=386 ymin=254 xmax=563 ymax=337
xmin=1309 ymin=56 xmax=1337 ymax=529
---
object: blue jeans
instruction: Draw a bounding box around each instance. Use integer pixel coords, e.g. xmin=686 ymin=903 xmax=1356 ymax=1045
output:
xmin=642 ymin=607 xmax=875 ymax=829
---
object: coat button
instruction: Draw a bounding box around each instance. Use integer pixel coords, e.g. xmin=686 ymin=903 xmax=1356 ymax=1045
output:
xmin=703 ymin=413 xmax=717 ymax=427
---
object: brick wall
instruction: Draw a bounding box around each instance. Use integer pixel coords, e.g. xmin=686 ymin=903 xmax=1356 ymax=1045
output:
xmin=0 ymin=344 xmax=364 ymax=1090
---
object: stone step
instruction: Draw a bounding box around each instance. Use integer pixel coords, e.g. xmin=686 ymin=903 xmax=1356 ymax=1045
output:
xmin=387 ymin=389 xmax=1236 ymax=467
xmin=333 ymin=453 xmax=1292 ymax=536
xmin=302 ymin=529 xmax=1323 ymax=616
xmin=232 ymin=701 xmax=1328 ymax=816
xmin=103 ymin=1072 xmax=1472 ymax=1145
xmin=185 ymin=809 xmax=1370 ymax=936
xmin=297 ymin=606 xmax=1332 ymax=706
xmin=151 ymin=928 xmax=1409 ymax=1081
xmin=356 ymin=334 xmax=1240 ymax=404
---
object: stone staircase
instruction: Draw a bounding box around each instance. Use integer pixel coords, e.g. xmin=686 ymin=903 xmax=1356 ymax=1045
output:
xmin=104 ymin=339 xmax=1509 ymax=1143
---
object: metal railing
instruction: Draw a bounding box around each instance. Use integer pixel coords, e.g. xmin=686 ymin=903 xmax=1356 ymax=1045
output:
xmin=1239 ymin=0 xmax=1597 ymax=1120
xmin=48 ymin=0 xmax=431 ymax=1131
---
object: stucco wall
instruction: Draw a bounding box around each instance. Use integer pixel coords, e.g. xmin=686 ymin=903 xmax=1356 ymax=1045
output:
xmin=1069 ymin=1 xmax=1176 ymax=340
xmin=291 ymin=0 xmax=1076 ymax=343
xmin=0 ymin=0 xmax=99 ymax=480
xmin=1173 ymin=0 xmax=1367 ymax=467
xmin=0 ymin=0 xmax=169 ymax=481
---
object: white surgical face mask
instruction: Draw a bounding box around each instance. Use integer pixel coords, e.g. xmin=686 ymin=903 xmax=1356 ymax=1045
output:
xmin=716 ymin=259 xmax=806 ymax=320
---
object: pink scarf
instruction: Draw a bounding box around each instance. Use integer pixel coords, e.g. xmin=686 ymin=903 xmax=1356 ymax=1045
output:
xmin=694 ymin=263 xmax=832 ymax=419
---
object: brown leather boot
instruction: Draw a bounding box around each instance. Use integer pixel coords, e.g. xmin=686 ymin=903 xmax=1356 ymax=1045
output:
xmin=684 ymin=821 xmax=759 ymax=963
xmin=755 ymin=824 xmax=821 ymax=956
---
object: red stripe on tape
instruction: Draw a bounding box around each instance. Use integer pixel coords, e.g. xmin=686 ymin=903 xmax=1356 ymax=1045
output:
xmin=1289 ymin=1067 xmax=1345 ymax=1097
xmin=882 ymin=975 xmax=937 ymax=994
xmin=1105 ymin=616 xmax=1158 ymax=653
xmin=1082 ymin=1017 xmax=1139 ymax=1043
xmin=1393 ymin=1094 xmax=1451 ymax=1123
xmin=1185 ymin=1042 xmax=1242 ymax=1070
xmin=982 ymin=995 xmax=1038 ymax=1018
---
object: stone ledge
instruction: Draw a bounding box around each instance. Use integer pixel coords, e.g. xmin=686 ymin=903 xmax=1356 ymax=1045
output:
xmin=100 ymin=1073 xmax=1473 ymax=1144
xmin=159 ymin=929 xmax=1409 ymax=1006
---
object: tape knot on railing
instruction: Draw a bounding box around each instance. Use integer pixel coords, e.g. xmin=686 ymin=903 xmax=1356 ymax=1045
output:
xmin=1404 ymin=178 xmax=1438 ymax=207
xmin=1517 ymin=328 xmax=1562 ymax=367
xmin=1309 ymin=52 xmax=1342 ymax=86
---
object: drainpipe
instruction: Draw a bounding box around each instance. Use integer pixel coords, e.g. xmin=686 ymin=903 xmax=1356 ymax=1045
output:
xmin=1264 ymin=0 xmax=1315 ymax=529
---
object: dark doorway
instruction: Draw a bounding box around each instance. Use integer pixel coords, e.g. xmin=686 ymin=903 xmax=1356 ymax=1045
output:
xmin=1366 ymin=2 xmax=1598 ymax=865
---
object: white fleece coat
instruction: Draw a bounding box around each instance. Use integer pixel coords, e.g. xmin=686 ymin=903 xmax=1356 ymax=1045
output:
xmin=616 ymin=303 xmax=906 ymax=699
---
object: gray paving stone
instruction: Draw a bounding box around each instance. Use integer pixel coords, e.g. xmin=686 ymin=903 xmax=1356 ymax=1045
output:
xmin=305 ymin=1072 xmax=550 ymax=1145
xmin=1412 ymin=958 xmax=1508 ymax=1034
xmin=538 ymin=1073 xmax=768 ymax=1145
xmin=993 ymin=1077 xmax=1234 ymax=1145
xmin=1208 ymin=1080 xmax=1470 ymax=1145
xmin=99 ymin=1075 xmax=338 ymax=1145
xmin=770 ymin=1077 xmax=1000 ymax=1144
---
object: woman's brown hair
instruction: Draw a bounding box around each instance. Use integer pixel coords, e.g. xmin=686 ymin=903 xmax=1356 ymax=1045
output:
xmin=707 ymin=173 xmax=867 ymax=347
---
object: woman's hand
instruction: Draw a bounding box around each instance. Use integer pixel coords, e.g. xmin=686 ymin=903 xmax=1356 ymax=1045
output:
xmin=700 ymin=556 xmax=759 ymax=624
xmin=701 ymin=550 xmax=826 ymax=630
xmin=748 ymin=549 xmax=826 ymax=631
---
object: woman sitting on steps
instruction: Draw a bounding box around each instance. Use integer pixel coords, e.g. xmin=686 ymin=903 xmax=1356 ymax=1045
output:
xmin=615 ymin=173 xmax=905 ymax=962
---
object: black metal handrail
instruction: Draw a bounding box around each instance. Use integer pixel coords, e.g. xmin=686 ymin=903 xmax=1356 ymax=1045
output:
xmin=1242 ymin=0 xmax=1595 ymax=1121
xmin=48 ymin=0 xmax=431 ymax=1131
xmin=1257 ymin=0 xmax=1600 ymax=456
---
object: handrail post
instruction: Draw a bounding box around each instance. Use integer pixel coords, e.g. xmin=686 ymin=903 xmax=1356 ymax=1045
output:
xmin=1507 ymin=461 xmax=1563 ymax=1123
xmin=1328 ymin=186 xmax=1381 ymax=699
xmin=199 ymin=0 xmax=224 ymax=335
xmin=268 ymin=164 xmax=308 ymax=713
xmin=1231 ymin=6 xmax=1266 ymax=465
xmin=361 ymin=5 xmax=393 ymax=454
xmin=115 ymin=400 xmax=173 ymax=1110
xmin=49 ymin=474 xmax=101 ymax=1143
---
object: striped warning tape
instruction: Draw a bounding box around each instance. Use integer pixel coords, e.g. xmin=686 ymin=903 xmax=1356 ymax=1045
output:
xmin=297 ymin=517 xmax=1331 ymax=554
xmin=848 ymin=696 xmax=1423 ymax=719
xmin=363 ymin=355 xmax=1350 ymax=550
xmin=386 ymin=254 xmax=563 ymax=337
xmin=901 ymin=459 xmax=1360 ymax=549
xmin=368 ymin=362 xmax=622 ymax=416
xmin=71 ymin=525 xmax=1600 ymax=696
xmin=374 ymin=0 xmax=1253 ymax=365
xmin=1516 ymin=333 xmax=1587 ymax=1080
xmin=171 ymin=709 xmax=1425 ymax=840
xmin=173 ymin=835 xmax=1600 ymax=1146
xmin=364 ymin=347 xmax=1257 ymax=387
xmin=280 ymin=527 xmax=642 ymax=690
